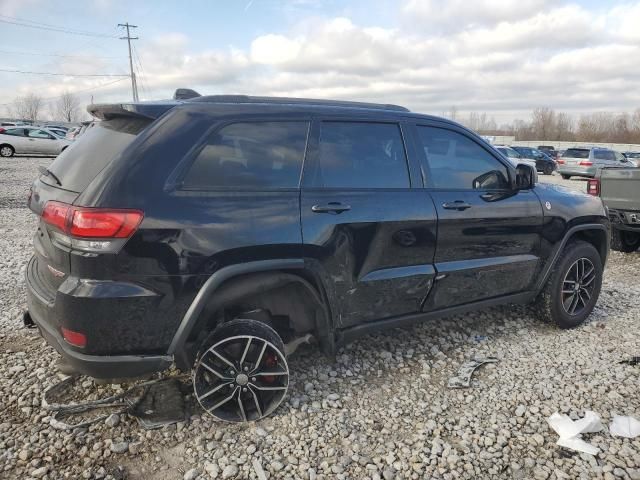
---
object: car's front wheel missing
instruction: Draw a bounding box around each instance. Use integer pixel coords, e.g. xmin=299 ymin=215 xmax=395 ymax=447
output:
xmin=193 ymin=319 xmax=289 ymax=423
xmin=534 ymin=240 xmax=603 ymax=328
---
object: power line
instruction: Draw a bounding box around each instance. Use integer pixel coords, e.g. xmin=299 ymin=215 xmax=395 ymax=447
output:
xmin=0 ymin=48 xmax=123 ymax=59
xmin=132 ymin=44 xmax=148 ymax=98
xmin=0 ymin=68 xmax=129 ymax=77
xmin=118 ymin=22 xmax=139 ymax=102
xmin=0 ymin=16 xmax=119 ymax=38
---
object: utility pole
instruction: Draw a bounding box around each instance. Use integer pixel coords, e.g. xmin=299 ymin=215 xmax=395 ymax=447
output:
xmin=118 ymin=22 xmax=139 ymax=102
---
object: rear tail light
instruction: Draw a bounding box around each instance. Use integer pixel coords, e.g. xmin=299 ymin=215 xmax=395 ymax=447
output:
xmin=41 ymin=201 xmax=143 ymax=252
xmin=579 ymin=160 xmax=593 ymax=166
xmin=0 ymin=128 xmax=5 ymax=133
xmin=587 ymin=179 xmax=600 ymax=196
xmin=61 ymin=327 xmax=87 ymax=348
xmin=556 ymin=158 xmax=565 ymax=165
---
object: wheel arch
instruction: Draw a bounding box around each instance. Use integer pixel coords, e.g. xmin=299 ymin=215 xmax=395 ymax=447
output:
xmin=535 ymin=223 xmax=609 ymax=293
xmin=168 ymin=259 xmax=334 ymax=370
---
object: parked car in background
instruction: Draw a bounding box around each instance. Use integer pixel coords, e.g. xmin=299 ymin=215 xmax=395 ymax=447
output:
xmin=43 ymin=124 xmax=69 ymax=132
xmin=557 ymin=147 xmax=635 ymax=179
xmin=538 ymin=145 xmax=559 ymax=159
xmin=511 ymin=146 xmax=557 ymax=175
xmin=623 ymin=152 xmax=640 ymax=167
xmin=25 ymin=92 xmax=609 ymax=423
xmin=1 ymin=121 xmax=26 ymax=127
xmin=0 ymin=126 xmax=71 ymax=157
xmin=66 ymin=121 xmax=94 ymax=140
xmin=495 ymin=145 xmax=537 ymax=169
xmin=48 ymin=128 xmax=69 ymax=139
xmin=588 ymin=168 xmax=640 ymax=252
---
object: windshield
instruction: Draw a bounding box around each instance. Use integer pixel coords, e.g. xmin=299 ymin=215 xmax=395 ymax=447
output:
xmin=45 ymin=117 xmax=150 ymax=192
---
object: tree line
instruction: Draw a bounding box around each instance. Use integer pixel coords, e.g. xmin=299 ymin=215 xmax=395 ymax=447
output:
xmin=4 ymin=91 xmax=83 ymax=123
xmin=446 ymin=107 xmax=640 ymax=144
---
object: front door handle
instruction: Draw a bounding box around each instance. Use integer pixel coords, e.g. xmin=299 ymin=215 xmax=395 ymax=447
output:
xmin=311 ymin=202 xmax=351 ymax=214
xmin=442 ymin=201 xmax=472 ymax=211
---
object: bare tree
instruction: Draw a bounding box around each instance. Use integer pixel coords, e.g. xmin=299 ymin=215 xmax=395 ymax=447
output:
xmin=531 ymin=107 xmax=556 ymax=140
xmin=11 ymin=93 xmax=42 ymax=122
xmin=55 ymin=91 xmax=80 ymax=123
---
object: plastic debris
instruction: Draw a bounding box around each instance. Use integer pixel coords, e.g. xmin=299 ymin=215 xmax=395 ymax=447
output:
xmin=610 ymin=416 xmax=640 ymax=438
xmin=447 ymin=356 xmax=498 ymax=388
xmin=547 ymin=411 xmax=602 ymax=455
xmin=43 ymin=375 xmax=188 ymax=430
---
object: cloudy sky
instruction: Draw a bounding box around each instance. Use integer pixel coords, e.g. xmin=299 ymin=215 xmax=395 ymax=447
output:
xmin=1 ymin=0 xmax=639 ymax=122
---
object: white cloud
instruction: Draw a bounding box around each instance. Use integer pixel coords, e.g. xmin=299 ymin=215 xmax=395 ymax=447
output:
xmin=3 ymin=0 xmax=640 ymax=122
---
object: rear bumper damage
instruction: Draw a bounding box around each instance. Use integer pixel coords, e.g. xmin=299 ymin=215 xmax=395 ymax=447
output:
xmin=25 ymin=256 xmax=172 ymax=379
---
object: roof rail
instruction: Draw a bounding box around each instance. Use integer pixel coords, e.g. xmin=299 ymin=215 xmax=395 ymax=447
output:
xmin=189 ymin=94 xmax=410 ymax=112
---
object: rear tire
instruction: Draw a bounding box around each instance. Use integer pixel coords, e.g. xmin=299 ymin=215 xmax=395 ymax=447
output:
xmin=543 ymin=165 xmax=554 ymax=175
xmin=611 ymin=228 xmax=640 ymax=253
xmin=534 ymin=240 xmax=602 ymax=328
xmin=0 ymin=145 xmax=14 ymax=157
xmin=193 ymin=319 xmax=289 ymax=423
xmin=561 ymin=174 xmax=571 ymax=180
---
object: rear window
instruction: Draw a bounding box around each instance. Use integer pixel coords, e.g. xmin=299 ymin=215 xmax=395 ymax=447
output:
xmin=563 ymin=149 xmax=589 ymax=159
xmin=182 ymin=121 xmax=309 ymax=190
xmin=46 ymin=117 xmax=149 ymax=192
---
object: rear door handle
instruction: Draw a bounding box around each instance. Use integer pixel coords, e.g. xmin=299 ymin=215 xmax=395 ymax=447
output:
xmin=311 ymin=202 xmax=351 ymax=214
xmin=442 ymin=201 xmax=472 ymax=211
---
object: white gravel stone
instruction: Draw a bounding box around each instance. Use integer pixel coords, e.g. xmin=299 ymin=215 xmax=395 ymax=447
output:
xmin=0 ymin=164 xmax=639 ymax=479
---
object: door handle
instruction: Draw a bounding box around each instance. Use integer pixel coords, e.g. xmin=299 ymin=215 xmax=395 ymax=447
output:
xmin=442 ymin=201 xmax=472 ymax=211
xmin=311 ymin=202 xmax=351 ymax=214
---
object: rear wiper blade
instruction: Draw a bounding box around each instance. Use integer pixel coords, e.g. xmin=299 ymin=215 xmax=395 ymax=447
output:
xmin=38 ymin=166 xmax=62 ymax=186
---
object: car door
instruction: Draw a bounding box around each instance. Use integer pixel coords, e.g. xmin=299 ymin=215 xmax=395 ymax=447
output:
xmin=301 ymin=119 xmax=437 ymax=328
xmin=413 ymin=124 xmax=543 ymax=311
xmin=27 ymin=129 xmax=57 ymax=155
xmin=1 ymin=128 xmax=29 ymax=153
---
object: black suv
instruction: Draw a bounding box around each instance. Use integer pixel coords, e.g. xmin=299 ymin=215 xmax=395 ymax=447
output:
xmin=511 ymin=146 xmax=557 ymax=175
xmin=26 ymin=93 xmax=609 ymax=423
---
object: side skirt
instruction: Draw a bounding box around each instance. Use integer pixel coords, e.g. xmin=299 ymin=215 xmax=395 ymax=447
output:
xmin=336 ymin=291 xmax=535 ymax=345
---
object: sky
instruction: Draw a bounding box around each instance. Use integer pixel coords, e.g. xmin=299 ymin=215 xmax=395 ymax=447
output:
xmin=1 ymin=0 xmax=639 ymax=123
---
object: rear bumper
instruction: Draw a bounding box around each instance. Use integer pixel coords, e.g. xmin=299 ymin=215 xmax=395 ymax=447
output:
xmin=557 ymin=166 xmax=596 ymax=177
xmin=609 ymin=208 xmax=640 ymax=232
xmin=25 ymin=256 xmax=173 ymax=379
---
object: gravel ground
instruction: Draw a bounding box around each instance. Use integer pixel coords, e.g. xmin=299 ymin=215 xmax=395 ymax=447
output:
xmin=1 ymin=157 xmax=639 ymax=480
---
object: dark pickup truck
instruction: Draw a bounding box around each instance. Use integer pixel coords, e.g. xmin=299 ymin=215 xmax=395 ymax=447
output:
xmin=589 ymin=168 xmax=640 ymax=252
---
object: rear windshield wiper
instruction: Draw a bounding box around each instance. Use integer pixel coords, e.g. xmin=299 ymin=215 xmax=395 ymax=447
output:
xmin=38 ymin=166 xmax=62 ymax=186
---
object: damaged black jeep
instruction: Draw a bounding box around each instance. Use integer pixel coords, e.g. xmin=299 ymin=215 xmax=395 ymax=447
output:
xmin=26 ymin=92 xmax=609 ymax=422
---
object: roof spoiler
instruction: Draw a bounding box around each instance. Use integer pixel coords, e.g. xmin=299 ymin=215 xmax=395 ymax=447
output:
xmin=87 ymin=102 xmax=178 ymax=121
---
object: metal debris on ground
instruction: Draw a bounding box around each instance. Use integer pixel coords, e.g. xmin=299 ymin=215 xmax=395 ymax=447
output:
xmin=547 ymin=411 xmax=603 ymax=455
xmin=447 ymin=356 xmax=498 ymax=388
xmin=619 ymin=356 xmax=640 ymax=366
xmin=43 ymin=375 xmax=188 ymax=431
xmin=610 ymin=416 xmax=640 ymax=438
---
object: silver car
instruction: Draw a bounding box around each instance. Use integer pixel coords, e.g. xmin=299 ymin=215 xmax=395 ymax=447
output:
xmin=495 ymin=146 xmax=538 ymax=170
xmin=0 ymin=126 xmax=71 ymax=157
xmin=557 ymin=147 xmax=635 ymax=179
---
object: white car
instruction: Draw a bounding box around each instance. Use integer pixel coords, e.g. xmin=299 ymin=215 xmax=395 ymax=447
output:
xmin=0 ymin=126 xmax=72 ymax=157
xmin=495 ymin=146 xmax=538 ymax=170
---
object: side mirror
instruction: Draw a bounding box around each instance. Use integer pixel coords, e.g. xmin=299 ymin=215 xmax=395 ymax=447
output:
xmin=515 ymin=163 xmax=536 ymax=189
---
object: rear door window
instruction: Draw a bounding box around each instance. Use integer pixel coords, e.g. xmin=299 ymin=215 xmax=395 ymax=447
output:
xmin=46 ymin=117 xmax=150 ymax=192
xmin=594 ymin=150 xmax=615 ymax=161
xmin=2 ymin=128 xmax=26 ymax=137
xmin=182 ymin=121 xmax=309 ymax=190
xmin=312 ymin=121 xmax=409 ymax=188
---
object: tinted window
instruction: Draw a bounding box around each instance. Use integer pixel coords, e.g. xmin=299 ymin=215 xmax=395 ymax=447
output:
xmin=417 ymin=126 xmax=509 ymax=190
xmin=563 ymin=149 xmax=589 ymax=159
xmin=315 ymin=122 xmax=409 ymax=188
xmin=594 ymin=150 xmax=615 ymax=161
xmin=3 ymin=128 xmax=25 ymax=137
xmin=183 ymin=122 xmax=309 ymax=189
xmin=47 ymin=117 xmax=150 ymax=192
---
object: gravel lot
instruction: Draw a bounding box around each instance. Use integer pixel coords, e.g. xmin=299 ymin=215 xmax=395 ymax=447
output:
xmin=1 ymin=157 xmax=639 ymax=480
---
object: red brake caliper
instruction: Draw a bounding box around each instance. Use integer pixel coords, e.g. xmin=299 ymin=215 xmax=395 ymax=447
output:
xmin=262 ymin=352 xmax=277 ymax=383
